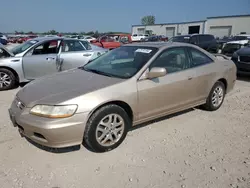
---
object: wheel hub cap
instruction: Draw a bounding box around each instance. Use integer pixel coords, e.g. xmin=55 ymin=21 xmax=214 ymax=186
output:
xmin=0 ymin=72 xmax=11 ymax=88
xmin=95 ymin=114 xmax=125 ymax=147
xmin=212 ymin=86 xmax=224 ymax=107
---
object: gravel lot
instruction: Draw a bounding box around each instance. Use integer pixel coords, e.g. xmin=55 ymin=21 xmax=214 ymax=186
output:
xmin=0 ymin=44 xmax=250 ymax=188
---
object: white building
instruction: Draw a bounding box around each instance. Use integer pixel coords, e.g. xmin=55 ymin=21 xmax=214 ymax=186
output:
xmin=131 ymin=14 xmax=250 ymax=39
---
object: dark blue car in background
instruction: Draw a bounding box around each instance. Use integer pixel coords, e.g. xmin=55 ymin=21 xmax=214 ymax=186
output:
xmin=0 ymin=38 xmax=8 ymax=45
xmin=0 ymin=33 xmax=8 ymax=45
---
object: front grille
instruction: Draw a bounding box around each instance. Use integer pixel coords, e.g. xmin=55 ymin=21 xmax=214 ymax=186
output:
xmin=14 ymin=97 xmax=25 ymax=110
xmin=240 ymin=56 xmax=250 ymax=62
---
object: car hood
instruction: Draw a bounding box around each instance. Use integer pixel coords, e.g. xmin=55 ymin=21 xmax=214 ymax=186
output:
xmin=0 ymin=44 xmax=14 ymax=57
xmin=16 ymin=68 xmax=124 ymax=107
xmin=236 ymin=47 xmax=250 ymax=55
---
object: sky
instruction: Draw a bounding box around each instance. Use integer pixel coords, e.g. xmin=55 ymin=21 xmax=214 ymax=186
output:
xmin=1 ymin=0 xmax=250 ymax=33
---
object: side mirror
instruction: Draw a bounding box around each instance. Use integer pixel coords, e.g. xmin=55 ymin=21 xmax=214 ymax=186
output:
xmin=146 ymin=67 xmax=167 ymax=79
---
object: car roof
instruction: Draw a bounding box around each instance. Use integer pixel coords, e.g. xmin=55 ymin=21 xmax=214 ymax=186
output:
xmin=124 ymin=41 xmax=198 ymax=49
xmin=31 ymin=37 xmax=63 ymax=41
xmin=236 ymin=34 xmax=250 ymax=37
xmin=30 ymin=37 xmax=84 ymax=42
xmin=174 ymin=34 xmax=213 ymax=37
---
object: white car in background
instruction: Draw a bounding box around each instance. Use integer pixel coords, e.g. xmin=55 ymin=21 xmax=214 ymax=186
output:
xmin=221 ymin=34 xmax=250 ymax=56
xmin=131 ymin=34 xmax=149 ymax=42
xmin=0 ymin=34 xmax=7 ymax=40
xmin=80 ymin=36 xmax=96 ymax=42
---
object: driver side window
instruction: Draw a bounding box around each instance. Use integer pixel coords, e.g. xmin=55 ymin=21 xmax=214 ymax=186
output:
xmin=150 ymin=48 xmax=189 ymax=74
xmin=31 ymin=40 xmax=59 ymax=55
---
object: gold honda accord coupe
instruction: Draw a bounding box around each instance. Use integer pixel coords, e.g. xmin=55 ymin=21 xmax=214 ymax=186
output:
xmin=9 ymin=42 xmax=236 ymax=152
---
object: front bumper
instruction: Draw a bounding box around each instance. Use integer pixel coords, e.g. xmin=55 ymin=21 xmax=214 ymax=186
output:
xmin=232 ymin=58 xmax=250 ymax=75
xmin=9 ymin=101 xmax=89 ymax=148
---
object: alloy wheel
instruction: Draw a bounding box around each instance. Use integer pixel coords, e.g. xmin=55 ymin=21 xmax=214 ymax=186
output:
xmin=95 ymin=114 xmax=125 ymax=147
xmin=211 ymin=85 xmax=224 ymax=108
xmin=0 ymin=72 xmax=11 ymax=89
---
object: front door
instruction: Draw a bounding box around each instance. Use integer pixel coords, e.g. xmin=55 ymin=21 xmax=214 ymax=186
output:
xmin=59 ymin=39 xmax=93 ymax=71
xmin=22 ymin=40 xmax=61 ymax=80
xmin=137 ymin=47 xmax=197 ymax=121
xmin=185 ymin=46 xmax=216 ymax=102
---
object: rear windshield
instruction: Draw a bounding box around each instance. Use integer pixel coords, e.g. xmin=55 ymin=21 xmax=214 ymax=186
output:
xmin=170 ymin=36 xmax=190 ymax=43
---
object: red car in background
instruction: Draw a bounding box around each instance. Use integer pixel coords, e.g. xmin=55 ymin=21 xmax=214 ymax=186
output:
xmin=17 ymin=35 xmax=38 ymax=43
xmin=91 ymin=34 xmax=132 ymax=50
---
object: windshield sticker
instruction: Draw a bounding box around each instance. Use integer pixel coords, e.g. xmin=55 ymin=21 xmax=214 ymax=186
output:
xmin=135 ymin=49 xmax=152 ymax=53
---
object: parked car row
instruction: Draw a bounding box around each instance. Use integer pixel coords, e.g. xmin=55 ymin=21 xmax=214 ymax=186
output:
xmin=8 ymin=41 xmax=237 ymax=152
xmin=142 ymin=35 xmax=168 ymax=42
xmin=168 ymin=33 xmax=250 ymax=74
xmin=7 ymin=35 xmax=39 ymax=44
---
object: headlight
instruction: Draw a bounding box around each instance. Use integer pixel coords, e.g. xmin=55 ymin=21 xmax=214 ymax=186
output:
xmin=232 ymin=52 xmax=238 ymax=58
xmin=30 ymin=105 xmax=78 ymax=118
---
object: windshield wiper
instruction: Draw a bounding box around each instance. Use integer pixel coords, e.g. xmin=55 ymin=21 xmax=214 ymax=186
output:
xmin=81 ymin=67 xmax=114 ymax=77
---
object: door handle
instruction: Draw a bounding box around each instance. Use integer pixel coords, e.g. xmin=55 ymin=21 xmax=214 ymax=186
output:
xmin=11 ymin=59 xmax=20 ymax=62
xmin=83 ymin=54 xmax=92 ymax=57
xmin=188 ymin=76 xmax=193 ymax=80
xmin=46 ymin=57 xmax=55 ymax=61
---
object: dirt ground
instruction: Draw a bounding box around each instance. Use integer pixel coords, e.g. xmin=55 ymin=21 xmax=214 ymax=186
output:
xmin=0 ymin=44 xmax=250 ymax=188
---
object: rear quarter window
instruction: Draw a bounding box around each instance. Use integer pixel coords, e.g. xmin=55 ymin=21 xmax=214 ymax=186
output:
xmin=187 ymin=47 xmax=213 ymax=67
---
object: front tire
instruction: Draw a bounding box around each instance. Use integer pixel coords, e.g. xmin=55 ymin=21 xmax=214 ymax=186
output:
xmin=0 ymin=68 xmax=17 ymax=91
xmin=202 ymin=81 xmax=226 ymax=111
xmin=83 ymin=104 xmax=131 ymax=152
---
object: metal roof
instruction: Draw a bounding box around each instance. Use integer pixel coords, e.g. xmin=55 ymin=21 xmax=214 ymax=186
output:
xmin=132 ymin=14 xmax=250 ymax=28
xmin=207 ymin=14 xmax=250 ymax=19
xmin=132 ymin=20 xmax=206 ymax=27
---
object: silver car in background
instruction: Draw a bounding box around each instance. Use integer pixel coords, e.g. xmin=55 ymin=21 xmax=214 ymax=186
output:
xmin=0 ymin=37 xmax=108 ymax=91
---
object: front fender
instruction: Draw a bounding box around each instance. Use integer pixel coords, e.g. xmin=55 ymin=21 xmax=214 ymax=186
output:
xmin=0 ymin=57 xmax=27 ymax=83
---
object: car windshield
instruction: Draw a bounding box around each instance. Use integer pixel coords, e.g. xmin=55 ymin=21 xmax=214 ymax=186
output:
xmin=222 ymin=43 xmax=242 ymax=54
xmin=170 ymin=36 xmax=190 ymax=43
xmin=81 ymin=46 xmax=158 ymax=79
xmin=11 ymin=40 xmax=38 ymax=55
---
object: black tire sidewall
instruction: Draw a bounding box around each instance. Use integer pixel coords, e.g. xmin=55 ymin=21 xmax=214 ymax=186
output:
xmin=84 ymin=104 xmax=131 ymax=152
xmin=206 ymin=81 xmax=225 ymax=111
xmin=0 ymin=68 xmax=16 ymax=91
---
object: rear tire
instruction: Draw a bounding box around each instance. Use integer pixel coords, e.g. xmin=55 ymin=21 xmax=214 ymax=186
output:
xmin=202 ymin=81 xmax=226 ymax=111
xmin=0 ymin=68 xmax=17 ymax=91
xmin=83 ymin=104 xmax=131 ymax=152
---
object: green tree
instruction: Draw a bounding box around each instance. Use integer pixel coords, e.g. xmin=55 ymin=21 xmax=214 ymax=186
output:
xmin=47 ymin=30 xmax=58 ymax=35
xmin=141 ymin=15 xmax=155 ymax=25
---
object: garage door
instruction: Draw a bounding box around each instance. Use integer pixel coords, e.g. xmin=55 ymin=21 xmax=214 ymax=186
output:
xmin=209 ymin=26 xmax=232 ymax=38
xmin=166 ymin=27 xmax=175 ymax=38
